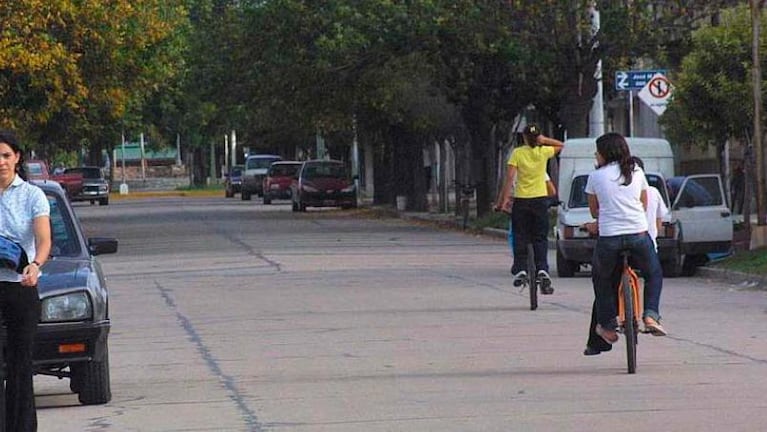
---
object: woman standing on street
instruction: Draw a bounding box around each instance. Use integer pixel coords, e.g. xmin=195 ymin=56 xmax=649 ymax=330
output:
xmin=0 ymin=129 xmax=51 ymax=431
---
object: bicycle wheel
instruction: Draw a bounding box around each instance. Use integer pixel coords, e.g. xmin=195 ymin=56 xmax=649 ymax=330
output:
xmin=622 ymin=268 xmax=637 ymax=374
xmin=527 ymin=244 xmax=537 ymax=311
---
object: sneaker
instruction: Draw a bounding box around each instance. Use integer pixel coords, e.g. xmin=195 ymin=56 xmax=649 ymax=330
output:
xmin=512 ymin=270 xmax=528 ymax=287
xmin=643 ymin=317 xmax=668 ymax=336
xmin=537 ymin=270 xmax=554 ymax=294
xmin=595 ymin=324 xmax=619 ymax=344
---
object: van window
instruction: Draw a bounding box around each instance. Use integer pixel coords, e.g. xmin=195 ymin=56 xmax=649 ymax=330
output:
xmin=675 ymin=177 xmax=721 ymax=208
xmin=646 ymin=174 xmax=670 ymax=208
xmin=568 ymin=175 xmax=589 ymax=208
xmin=570 ymin=173 xmax=670 ymax=209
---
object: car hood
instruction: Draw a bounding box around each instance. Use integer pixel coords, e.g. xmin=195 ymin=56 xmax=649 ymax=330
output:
xmin=37 ymin=258 xmax=91 ymax=296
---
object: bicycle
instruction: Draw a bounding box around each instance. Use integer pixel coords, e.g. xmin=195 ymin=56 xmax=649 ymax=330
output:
xmin=494 ymin=207 xmax=543 ymax=310
xmin=617 ymin=250 xmax=642 ymax=374
xmin=454 ymin=181 xmax=477 ymax=230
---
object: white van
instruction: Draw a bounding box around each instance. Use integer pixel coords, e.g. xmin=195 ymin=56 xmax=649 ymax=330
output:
xmin=556 ymin=137 xmax=732 ymax=277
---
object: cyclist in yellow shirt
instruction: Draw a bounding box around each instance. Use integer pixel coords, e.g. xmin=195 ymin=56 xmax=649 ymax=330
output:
xmin=494 ymin=125 xmax=564 ymax=294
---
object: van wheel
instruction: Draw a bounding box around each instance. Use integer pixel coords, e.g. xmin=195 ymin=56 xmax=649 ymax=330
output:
xmin=681 ymin=254 xmax=700 ymax=277
xmin=662 ymin=251 xmax=684 ymax=278
xmin=556 ymin=249 xmax=576 ymax=277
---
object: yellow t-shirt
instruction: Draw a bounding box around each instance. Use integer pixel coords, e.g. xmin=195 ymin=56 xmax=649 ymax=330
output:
xmin=508 ymin=145 xmax=556 ymax=198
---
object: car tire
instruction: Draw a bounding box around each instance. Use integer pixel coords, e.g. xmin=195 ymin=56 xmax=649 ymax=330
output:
xmin=556 ymin=248 xmax=577 ymax=277
xmin=72 ymin=345 xmax=112 ymax=405
xmin=99 ymin=197 xmax=109 ymax=206
xmin=292 ymin=200 xmax=299 ymax=212
xmin=263 ymin=194 xmax=271 ymax=205
xmin=225 ymin=189 xmax=234 ymax=198
xmin=241 ymin=191 xmax=251 ymax=201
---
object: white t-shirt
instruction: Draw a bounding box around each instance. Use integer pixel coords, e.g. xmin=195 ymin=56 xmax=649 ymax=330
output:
xmin=584 ymin=162 xmax=649 ymax=237
xmin=646 ymin=186 xmax=669 ymax=249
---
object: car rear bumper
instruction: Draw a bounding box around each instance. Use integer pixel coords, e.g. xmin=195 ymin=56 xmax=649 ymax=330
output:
xmin=558 ymin=238 xmax=679 ymax=262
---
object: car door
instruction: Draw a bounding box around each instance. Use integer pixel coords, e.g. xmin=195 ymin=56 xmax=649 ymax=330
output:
xmin=671 ymin=174 xmax=732 ymax=252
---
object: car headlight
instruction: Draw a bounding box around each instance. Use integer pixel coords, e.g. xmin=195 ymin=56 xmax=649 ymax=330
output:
xmin=302 ymin=184 xmax=318 ymax=192
xmin=41 ymin=292 xmax=93 ymax=322
xmin=99 ymin=185 xmax=108 ymax=192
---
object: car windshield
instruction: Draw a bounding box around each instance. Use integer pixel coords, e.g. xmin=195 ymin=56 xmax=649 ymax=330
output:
xmin=46 ymin=193 xmax=81 ymax=257
xmin=270 ymin=164 xmax=301 ymax=177
xmin=65 ymin=167 xmax=102 ymax=179
xmin=246 ymin=157 xmax=280 ymax=170
xmin=302 ymin=164 xmax=347 ymax=179
xmin=569 ymin=173 xmax=670 ymax=208
xmin=230 ymin=166 xmax=243 ymax=176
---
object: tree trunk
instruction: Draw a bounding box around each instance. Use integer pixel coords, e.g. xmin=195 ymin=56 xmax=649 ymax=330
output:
xmin=751 ymin=0 xmax=767 ymax=224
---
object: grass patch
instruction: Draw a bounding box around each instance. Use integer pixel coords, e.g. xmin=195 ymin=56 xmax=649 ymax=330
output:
xmin=712 ymin=247 xmax=767 ymax=274
xmin=473 ymin=211 xmax=509 ymax=230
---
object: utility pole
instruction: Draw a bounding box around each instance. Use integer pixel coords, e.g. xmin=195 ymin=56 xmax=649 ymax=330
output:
xmin=589 ymin=2 xmax=604 ymax=137
xmin=750 ymin=0 xmax=766 ymax=225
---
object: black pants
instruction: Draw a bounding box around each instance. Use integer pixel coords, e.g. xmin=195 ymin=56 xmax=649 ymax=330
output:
xmin=510 ymin=197 xmax=550 ymax=274
xmin=0 ymin=282 xmax=40 ymax=432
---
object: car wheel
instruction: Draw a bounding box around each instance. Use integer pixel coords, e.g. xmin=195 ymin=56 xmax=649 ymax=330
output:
xmin=225 ymin=188 xmax=234 ymax=198
xmin=556 ymin=248 xmax=576 ymax=277
xmin=99 ymin=197 xmax=109 ymax=206
xmin=292 ymin=200 xmax=299 ymax=212
xmin=241 ymin=191 xmax=251 ymax=201
xmin=662 ymin=250 xmax=684 ymax=278
xmin=263 ymin=193 xmax=271 ymax=205
xmin=71 ymin=345 xmax=112 ymax=405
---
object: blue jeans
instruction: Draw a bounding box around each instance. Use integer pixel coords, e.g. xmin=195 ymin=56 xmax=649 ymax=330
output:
xmin=592 ymin=232 xmax=663 ymax=328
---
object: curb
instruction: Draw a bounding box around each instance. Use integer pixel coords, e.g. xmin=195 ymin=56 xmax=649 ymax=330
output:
xmin=697 ymin=266 xmax=767 ymax=289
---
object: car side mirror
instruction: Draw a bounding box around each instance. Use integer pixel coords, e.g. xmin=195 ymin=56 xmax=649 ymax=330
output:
xmin=88 ymin=237 xmax=118 ymax=255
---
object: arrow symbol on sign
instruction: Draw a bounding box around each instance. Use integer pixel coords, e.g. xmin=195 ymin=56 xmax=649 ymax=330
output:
xmin=616 ymin=71 xmax=629 ymax=90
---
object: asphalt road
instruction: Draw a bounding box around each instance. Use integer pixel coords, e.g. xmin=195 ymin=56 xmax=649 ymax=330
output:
xmin=35 ymin=197 xmax=767 ymax=431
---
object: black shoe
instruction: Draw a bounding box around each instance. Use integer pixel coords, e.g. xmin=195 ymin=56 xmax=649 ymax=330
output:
xmin=583 ymin=345 xmax=612 ymax=356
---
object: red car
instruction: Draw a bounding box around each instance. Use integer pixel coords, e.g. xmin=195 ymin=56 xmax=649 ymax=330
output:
xmin=262 ymin=161 xmax=302 ymax=204
xmin=290 ymin=159 xmax=357 ymax=211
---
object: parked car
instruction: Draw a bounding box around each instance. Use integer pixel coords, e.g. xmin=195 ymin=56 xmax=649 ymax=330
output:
xmin=241 ymin=154 xmax=281 ymax=200
xmin=291 ymin=159 xmax=357 ymax=211
xmin=1 ymin=181 xmax=119 ymax=405
xmin=224 ymin=164 xmax=244 ymax=198
xmin=52 ymin=166 xmax=110 ymax=205
xmin=262 ymin=161 xmax=302 ymax=204
xmin=25 ymin=160 xmax=50 ymax=180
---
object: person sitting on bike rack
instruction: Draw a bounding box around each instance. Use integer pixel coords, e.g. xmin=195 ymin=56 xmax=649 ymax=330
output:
xmin=583 ymin=133 xmax=667 ymax=349
xmin=494 ymin=124 xmax=563 ymax=295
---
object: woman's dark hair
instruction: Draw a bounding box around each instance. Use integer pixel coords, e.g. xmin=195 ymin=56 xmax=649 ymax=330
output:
xmin=0 ymin=129 xmax=26 ymax=180
xmin=596 ymin=132 xmax=634 ymax=185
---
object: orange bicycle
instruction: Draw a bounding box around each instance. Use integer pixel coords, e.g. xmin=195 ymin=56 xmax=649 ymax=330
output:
xmin=617 ymin=250 xmax=642 ymax=374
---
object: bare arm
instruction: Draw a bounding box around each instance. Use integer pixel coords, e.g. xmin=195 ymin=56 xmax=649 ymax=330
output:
xmin=21 ymin=215 xmax=51 ymax=287
xmin=537 ymin=135 xmax=565 ymax=155
xmin=494 ymin=164 xmax=517 ymax=213
xmin=587 ymin=193 xmax=599 ymax=219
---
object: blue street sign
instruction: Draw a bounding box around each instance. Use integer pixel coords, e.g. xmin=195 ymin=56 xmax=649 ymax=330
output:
xmin=615 ymin=70 xmax=667 ymax=91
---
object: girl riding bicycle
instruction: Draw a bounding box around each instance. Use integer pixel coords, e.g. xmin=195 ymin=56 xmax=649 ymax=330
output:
xmin=583 ymin=133 xmax=666 ymax=350
xmin=494 ymin=124 xmax=563 ymax=294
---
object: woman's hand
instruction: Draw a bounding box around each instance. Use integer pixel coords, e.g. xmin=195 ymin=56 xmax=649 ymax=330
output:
xmin=20 ymin=263 xmax=41 ymax=287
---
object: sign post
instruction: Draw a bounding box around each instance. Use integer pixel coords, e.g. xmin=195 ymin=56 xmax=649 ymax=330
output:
xmin=615 ymin=70 xmax=667 ymax=137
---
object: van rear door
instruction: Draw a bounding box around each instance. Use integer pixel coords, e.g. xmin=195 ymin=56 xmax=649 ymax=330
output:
xmin=671 ymin=174 xmax=732 ymax=255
